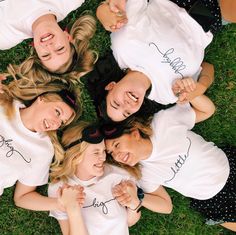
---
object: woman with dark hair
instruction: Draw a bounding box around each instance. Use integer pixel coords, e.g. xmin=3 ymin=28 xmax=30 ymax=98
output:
xmin=96 ymin=0 xmax=219 ymax=122
xmin=104 ymin=94 xmax=236 ymax=231
xmin=84 ymin=50 xmax=172 ymax=122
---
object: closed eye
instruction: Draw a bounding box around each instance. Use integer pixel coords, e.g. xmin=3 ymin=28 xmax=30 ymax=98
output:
xmin=56 ymin=46 xmax=65 ymax=53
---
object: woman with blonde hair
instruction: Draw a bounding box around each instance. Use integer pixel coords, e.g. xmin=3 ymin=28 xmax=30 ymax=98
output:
xmin=48 ymin=122 xmax=172 ymax=235
xmin=0 ymin=78 xmax=79 ymax=212
xmin=0 ymin=0 xmax=98 ymax=75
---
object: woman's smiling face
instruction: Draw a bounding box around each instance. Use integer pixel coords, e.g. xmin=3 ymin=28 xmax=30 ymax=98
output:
xmin=105 ymin=131 xmax=142 ymax=166
xmin=105 ymin=71 xmax=148 ymax=121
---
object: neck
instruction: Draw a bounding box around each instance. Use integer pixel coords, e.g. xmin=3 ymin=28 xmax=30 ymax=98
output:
xmin=32 ymin=14 xmax=57 ymax=32
xmin=75 ymin=170 xmax=95 ymax=181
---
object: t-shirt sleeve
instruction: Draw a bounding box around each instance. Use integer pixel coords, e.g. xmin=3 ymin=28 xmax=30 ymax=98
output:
xmin=48 ymin=182 xmax=69 ymax=220
xmin=160 ymin=103 xmax=196 ymax=130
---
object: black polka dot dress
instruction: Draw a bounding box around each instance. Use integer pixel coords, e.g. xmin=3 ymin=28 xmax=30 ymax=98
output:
xmin=190 ymin=146 xmax=236 ymax=225
xmin=170 ymin=0 xmax=222 ymax=34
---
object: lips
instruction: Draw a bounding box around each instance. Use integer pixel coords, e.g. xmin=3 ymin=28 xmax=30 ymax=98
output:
xmin=40 ymin=33 xmax=54 ymax=42
xmin=94 ymin=163 xmax=104 ymax=169
xmin=127 ymin=92 xmax=138 ymax=102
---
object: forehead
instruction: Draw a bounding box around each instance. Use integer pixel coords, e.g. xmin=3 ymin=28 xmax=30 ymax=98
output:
xmin=85 ymin=141 xmax=105 ymax=152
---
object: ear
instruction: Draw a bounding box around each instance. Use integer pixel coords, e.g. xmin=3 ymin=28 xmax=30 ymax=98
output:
xmin=131 ymin=129 xmax=141 ymax=141
xmin=63 ymin=30 xmax=73 ymax=42
xmin=105 ymin=81 xmax=116 ymax=91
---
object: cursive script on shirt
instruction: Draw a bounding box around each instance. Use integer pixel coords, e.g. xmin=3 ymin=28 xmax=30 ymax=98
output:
xmin=164 ymin=137 xmax=191 ymax=183
xmin=0 ymin=134 xmax=31 ymax=163
xmin=149 ymin=42 xmax=186 ymax=78
xmin=83 ymin=197 xmax=116 ymax=214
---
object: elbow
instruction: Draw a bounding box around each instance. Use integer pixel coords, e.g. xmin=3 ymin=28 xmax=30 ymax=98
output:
xmin=206 ymin=101 xmax=216 ymax=119
xmin=14 ymin=195 xmax=21 ymax=208
xmin=166 ymin=202 xmax=173 ymax=214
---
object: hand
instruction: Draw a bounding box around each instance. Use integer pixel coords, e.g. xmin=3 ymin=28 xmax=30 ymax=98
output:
xmin=109 ymin=0 xmax=126 ymax=13
xmin=58 ymin=184 xmax=85 ymax=210
xmin=109 ymin=0 xmax=127 ymax=30
xmin=172 ymin=77 xmax=197 ymax=104
xmin=96 ymin=2 xmax=128 ymax=32
xmin=112 ymin=180 xmax=139 ymax=209
xmin=0 ymin=75 xmax=6 ymax=93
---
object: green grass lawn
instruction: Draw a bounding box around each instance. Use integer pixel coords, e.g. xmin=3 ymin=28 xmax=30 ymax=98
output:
xmin=0 ymin=1 xmax=235 ymax=234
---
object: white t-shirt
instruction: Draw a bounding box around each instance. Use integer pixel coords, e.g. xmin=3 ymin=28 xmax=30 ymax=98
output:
xmin=138 ymin=104 xmax=230 ymax=200
xmin=48 ymin=164 xmax=132 ymax=235
xmin=111 ymin=0 xmax=213 ymax=104
xmin=0 ymin=101 xmax=54 ymax=195
xmin=0 ymin=0 xmax=85 ymax=50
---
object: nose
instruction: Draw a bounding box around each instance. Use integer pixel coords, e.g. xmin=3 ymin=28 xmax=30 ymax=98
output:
xmin=99 ymin=151 xmax=106 ymax=162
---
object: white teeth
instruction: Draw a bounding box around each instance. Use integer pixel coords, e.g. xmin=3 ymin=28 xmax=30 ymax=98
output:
xmin=95 ymin=163 xmax=103 ymax=168
xmin=127 ymin=92 xmax=138 ymax=102
xmin=41 ymin=34 xmax=53 ymax=42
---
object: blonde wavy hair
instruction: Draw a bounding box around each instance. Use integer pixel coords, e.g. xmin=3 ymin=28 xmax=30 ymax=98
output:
xmin=0 ymin=79 xmax=80 ymax=168
xmin=50 ymin=122 xmax=92 ymax=183
xmin=106 ymin=117 xmax=153 ymax=180
xmin=3 ymin=14 xmax=97 ymax=89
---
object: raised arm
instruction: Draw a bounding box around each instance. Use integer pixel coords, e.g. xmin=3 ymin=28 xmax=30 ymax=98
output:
xmin=58 ymin=186 xmax=88 ymax=235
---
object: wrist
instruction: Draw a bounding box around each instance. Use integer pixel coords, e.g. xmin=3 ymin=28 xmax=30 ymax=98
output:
xmin=128 ymin=199 xmax=142 ymax=211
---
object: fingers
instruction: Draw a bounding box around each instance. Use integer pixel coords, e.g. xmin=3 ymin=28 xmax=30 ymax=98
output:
xmin=112 ymin=186 xmax=132 ymax=207
xmin=109 ymin=0 xmax=126 ymax=13
xmin=181 ymin=77 xmax=196 ymax=92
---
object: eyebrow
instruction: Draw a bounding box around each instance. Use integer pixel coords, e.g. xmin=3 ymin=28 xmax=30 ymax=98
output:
xmin=41 ymin=47 xmax=68 ymax=62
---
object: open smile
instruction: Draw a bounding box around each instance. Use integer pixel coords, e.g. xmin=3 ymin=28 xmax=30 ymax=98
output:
xmin=40 ymin=33 xmax=54 ymax=42
xmin=126 ymin=92 xmax=138 ymax=103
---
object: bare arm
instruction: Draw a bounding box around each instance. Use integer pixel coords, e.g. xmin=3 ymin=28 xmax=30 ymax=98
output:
xmin=113 ymin=181 xmax=172 ymax=225
xmin=141 ymin=186 xmax=172 ymax=214
xmin=14 ymin=181 xmax=63 ymax=211
xmin=190 ymin=95 xmax=215 ymax=123
xmin=58 ymin=187 xmax=88 ymax=235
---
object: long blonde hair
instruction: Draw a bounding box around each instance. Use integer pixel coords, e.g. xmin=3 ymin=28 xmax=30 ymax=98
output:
xmin=0 ymin=79 xmax=80 ymax=168
xmin=50 ymin=122 xmax=92 ymax=183
xmin=9 ymin=14 xmax=96 ymax=80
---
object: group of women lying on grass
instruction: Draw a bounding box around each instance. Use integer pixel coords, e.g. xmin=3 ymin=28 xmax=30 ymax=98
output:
xmin=0 ymin=0 xmax=235 ymax=234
